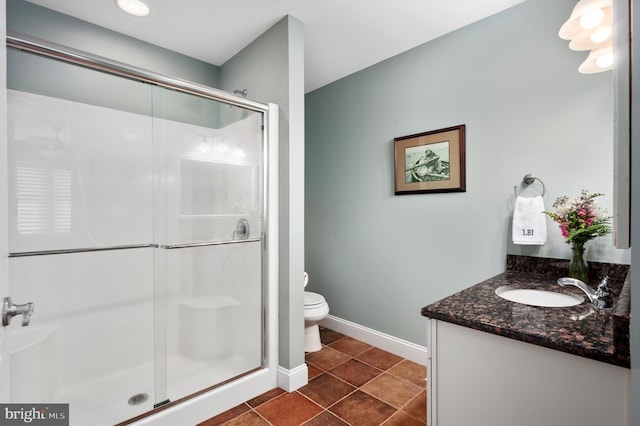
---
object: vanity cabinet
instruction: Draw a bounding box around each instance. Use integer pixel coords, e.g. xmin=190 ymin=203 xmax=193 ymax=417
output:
xmin=426 ymin=319 xmax=630 ymax=426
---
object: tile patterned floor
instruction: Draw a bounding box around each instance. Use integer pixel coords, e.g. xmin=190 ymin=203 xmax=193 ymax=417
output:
xmin=198 ymin=327 xmax=427 ymax=426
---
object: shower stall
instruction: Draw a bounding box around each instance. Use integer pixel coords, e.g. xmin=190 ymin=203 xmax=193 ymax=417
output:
xmin=0 ymin=34 xmax=278 ymax=425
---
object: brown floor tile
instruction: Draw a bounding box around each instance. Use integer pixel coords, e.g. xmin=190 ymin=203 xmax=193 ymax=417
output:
xmin=198 ymin=328 xmax=427 ymax=426
xmin=319 ymin=327 xmax=346 ymax=345
xmin=360 ymin=373 xmax=422 ymax=409
xmin=305 ymin=346 xmax=351 ymax=371
xmin=303 ymin=410 xmax=349 ymax=426
xmin=329 ymin=336 xmax=373 ymax=356
xmin=225 ymin=411 xmax=270 ymax=426
xmin=255 ymin=392 xmax=323 ymax=426
xmin=197 ymin=403 xmax=250 ymax=425
xmin=329 ymin=359 xmax=383 ymax=387
xmin=298 ymin=373 xmax=356 ymax=408
xmin=246 ymin=387 xmax=286 ymax=408
xmin=402 ymin=390 xmax=426 ymax=422
xmin=307 ymin=363 xmax=324 ymax=380
xmin=355 ymin=347 xmax=403 ymax=370
xmin=329 ymin=390 xmax=396 ymax=426
xmin=382 ymin=410 xmax=424 ymax=426
xmin=387 ymin=359 xmax=427 ymax=388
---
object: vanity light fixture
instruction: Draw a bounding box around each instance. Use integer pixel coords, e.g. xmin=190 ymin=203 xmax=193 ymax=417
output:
xmin=568 ymin=24 xmax=612 ymax=53
xmin=559 ymin=0 xmax=612 ymax=39
xmin=578 ymin=46 xmax=614 ymax=73
xmin=580 ymin=7 xmax=605 ymax=29
xmin=115 ymin=0 xmax=151 ymax=17
xmin=559 ymin=0 xmax=614 ymax=73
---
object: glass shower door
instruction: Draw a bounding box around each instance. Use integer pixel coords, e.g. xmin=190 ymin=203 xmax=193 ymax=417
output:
xmin=151 ymin=86 xmax=265 ymax=402
xmin=4 ymin=44 xmax=268 ymax=426
xmin=5 ymin=49 xmax=157 ymax=425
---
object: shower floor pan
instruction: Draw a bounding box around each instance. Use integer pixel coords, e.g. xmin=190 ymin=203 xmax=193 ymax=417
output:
xmin=55 ymin=354 xmax=260 ymax=426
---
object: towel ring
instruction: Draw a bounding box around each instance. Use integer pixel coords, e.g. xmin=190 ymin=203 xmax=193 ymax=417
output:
xmin=513 ymin=174 xmax=545 ymax=197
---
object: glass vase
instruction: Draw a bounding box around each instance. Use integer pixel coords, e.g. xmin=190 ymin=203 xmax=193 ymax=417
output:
xmin=569 ymin=241 xmax=589 ymax=283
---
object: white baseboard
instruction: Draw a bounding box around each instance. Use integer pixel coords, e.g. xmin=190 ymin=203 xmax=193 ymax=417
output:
xmin=320 ymin=315 xmax=428 ymax=366
xmin=277 ymin=363 xmax=308 ymax=392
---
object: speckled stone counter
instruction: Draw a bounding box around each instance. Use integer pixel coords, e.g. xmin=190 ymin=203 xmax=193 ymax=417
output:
xmin=421 ymin=255 xmax=630 ymax=368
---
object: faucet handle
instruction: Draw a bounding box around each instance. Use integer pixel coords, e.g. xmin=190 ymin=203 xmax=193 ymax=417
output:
xmin=594 ymin=276 xmax=614 ymax=310
xmin=596 ymin=276 xmax=611 ymax=295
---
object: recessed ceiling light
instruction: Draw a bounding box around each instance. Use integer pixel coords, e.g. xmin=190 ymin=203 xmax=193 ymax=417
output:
xmin=115 ymin=0 xmax=150 ymax=17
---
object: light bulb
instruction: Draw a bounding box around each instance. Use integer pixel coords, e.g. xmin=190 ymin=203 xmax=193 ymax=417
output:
xmin=590 ymin=26 xmax=612 ymax=43
xmin=596 ymin=51 xmax=614 ymax=68
xmin=579 ymin=45 xmax=614 ymax=73
xmin=580 ymin=8 xmax=604 ymax=29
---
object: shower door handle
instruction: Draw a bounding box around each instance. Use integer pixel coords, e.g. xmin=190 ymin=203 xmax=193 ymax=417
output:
xmin=2 ymin=297 xmax=35 ymax=327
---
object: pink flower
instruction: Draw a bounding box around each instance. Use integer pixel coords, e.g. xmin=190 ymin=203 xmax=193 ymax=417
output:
xmin=544 ymin=191 xmax=611 ymax=244
xmin=560 ymin=226 xmax=569 ymax=238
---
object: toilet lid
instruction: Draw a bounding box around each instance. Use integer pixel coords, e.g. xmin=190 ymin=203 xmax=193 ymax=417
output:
xmin=304 ymin=291 xmax=326 ymax=307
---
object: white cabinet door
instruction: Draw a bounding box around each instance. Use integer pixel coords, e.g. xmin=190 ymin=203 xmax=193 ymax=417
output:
xmin=430 ymin=320 xmax=630 ymax=426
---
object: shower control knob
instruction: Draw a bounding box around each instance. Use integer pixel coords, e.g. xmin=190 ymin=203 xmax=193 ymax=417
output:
xmin=233 ymin=218 xmax=250 ymax=240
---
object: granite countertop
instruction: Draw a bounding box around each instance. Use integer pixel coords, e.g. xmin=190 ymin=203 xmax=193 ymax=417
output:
xmin=421 ymin=255 xmax=631 ymax=368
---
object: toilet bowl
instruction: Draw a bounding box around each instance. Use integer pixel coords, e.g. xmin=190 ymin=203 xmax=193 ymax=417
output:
xmin=304 ymin=273 xmax=329 ymax=352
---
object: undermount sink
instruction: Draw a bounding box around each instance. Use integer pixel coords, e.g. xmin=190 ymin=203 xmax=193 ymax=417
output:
xmin=495 ymin=286 xmax=584 ymax=308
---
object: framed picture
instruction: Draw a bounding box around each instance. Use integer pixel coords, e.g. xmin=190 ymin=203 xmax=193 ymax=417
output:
xmin=394 ymin=124 xmax=466 ymax=195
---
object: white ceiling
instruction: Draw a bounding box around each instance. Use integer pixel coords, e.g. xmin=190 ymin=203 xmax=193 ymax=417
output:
xmin=25 ymin=0 xmax=526 ymax=93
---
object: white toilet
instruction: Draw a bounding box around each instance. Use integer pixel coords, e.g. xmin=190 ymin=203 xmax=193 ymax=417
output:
xmin=303 ymin=272 xmax=329 ymax=352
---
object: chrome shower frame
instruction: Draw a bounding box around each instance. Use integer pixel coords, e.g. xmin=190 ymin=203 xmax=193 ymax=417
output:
xmin=4 ymin=31 xmax=279 ymax=425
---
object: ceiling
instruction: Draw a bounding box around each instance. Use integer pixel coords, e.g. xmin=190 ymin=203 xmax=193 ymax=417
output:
xmin=25 ymin=0 xmax=526 ymax=93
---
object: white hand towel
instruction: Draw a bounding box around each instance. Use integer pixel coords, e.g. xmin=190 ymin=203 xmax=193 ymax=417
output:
xmin=512 ymin=195 xmax=547 ymax=245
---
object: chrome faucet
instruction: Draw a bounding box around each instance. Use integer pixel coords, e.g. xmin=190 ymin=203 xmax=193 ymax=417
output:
xmin=2 ymin=297 xmax=35 ymax=326
xmin=557 ymin=276 xmax=613 ymax=309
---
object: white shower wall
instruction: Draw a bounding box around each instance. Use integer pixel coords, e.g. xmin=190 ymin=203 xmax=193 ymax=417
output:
xmin=5 ymin=89 xmax=267 ymax=425
xmin=8 ymin=90 xmax=153 ymax=252
xmin=9 ymin=249 xmax=156 ymax=421
xmin=8 ymin=90 xmax=264 ymax=250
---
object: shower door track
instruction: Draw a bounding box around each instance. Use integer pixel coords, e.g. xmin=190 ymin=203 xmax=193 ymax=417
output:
xmin=9 ymin=238 xmax=262 ymax=257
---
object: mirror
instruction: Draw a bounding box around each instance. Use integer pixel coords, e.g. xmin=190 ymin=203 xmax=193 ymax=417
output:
xmin=612 ymin=0 xmax=631 ymax=248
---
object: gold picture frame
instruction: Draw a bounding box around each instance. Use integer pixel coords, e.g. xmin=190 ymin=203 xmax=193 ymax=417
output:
xmin=394 ymin=125 xmax=466 ymax=194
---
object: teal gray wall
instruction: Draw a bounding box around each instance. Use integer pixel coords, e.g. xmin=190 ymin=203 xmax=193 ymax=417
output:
xmin=6 ymin=0 xmax=225 ymax=129
xmin=220 ymin=16 xmax=306 ymax=371
xmin=305 ymin=0 xmax=631 ymax=346
xmin=6 ymin=0 xmax=219 ymax=88
xmin=6 ymin=0 xmax=222 ymax=128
